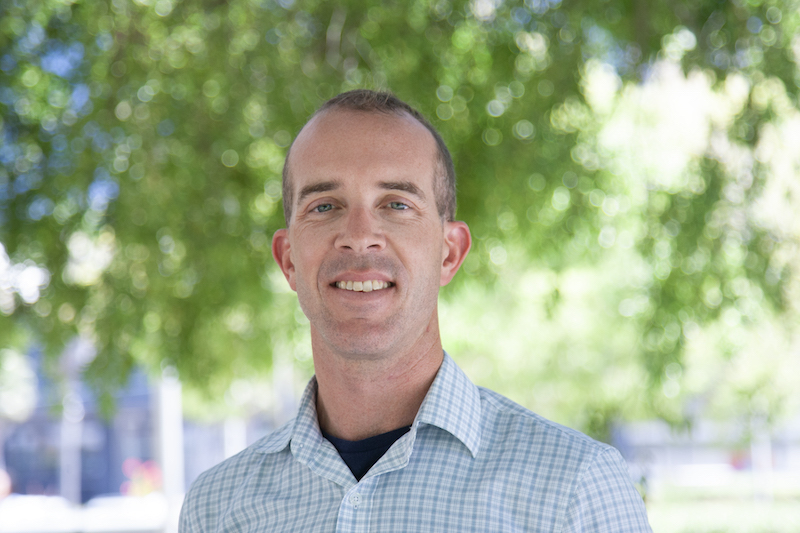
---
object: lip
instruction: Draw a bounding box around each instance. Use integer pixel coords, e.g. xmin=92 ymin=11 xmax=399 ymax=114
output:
xmin=328 ymin=271 xmax=394 ymax=285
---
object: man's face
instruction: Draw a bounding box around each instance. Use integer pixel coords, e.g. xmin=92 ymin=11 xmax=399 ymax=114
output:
xmin=272 ymin=109 xmax=469 ymax=360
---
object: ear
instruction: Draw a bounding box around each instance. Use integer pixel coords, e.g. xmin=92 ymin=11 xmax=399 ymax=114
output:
xmin=440 ymin=221 xmax=472 ymax=286
xmin=271 ymin=229 xmax=297 ymax=291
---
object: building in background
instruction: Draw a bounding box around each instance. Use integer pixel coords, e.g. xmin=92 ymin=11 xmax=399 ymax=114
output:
xmin=1 ymin=350 xmax=281 ymax=505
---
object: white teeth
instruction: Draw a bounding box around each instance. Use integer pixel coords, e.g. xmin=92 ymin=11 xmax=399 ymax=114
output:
xmin=335 ymin=280 xmax=390 ymax=292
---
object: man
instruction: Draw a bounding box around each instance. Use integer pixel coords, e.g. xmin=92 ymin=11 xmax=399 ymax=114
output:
xmin=179 ymin=90 xmax=652 ymax=531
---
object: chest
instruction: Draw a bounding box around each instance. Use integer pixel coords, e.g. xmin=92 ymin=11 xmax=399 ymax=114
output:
xmin=213 ymin=442 xmax=571 ymax=532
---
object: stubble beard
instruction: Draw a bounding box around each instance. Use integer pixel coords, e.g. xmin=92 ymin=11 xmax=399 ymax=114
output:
xmin=299 ymin=254 xmax=440 ymax=361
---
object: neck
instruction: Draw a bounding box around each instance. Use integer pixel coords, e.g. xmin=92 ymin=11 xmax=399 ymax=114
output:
xmin=312 ymin=334 xmax=444 ymax=441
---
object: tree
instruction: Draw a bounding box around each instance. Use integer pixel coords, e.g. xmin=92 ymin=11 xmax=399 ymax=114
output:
xmin=1 ymin=0 xmax=798 ymax=436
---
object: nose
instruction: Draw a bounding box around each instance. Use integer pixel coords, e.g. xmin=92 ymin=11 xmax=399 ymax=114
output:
xmin=335 ymin=207 xmax=385 ymax=252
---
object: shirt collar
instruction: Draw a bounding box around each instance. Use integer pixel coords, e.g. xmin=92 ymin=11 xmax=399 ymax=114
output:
xmin=413 ymin=351 xmax=482 ymax=457
xmin=254 ymin=352 xmax=482 ymax=458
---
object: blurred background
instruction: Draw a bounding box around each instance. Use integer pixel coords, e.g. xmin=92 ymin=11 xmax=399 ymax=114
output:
xmin=1 ymin=0 xmax=800 ymax=531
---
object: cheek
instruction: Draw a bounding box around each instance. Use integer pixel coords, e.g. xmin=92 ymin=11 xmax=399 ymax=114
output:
xmin=411 ymin=241 xmax=446 ymax=282
xmin=294 ymin=244 xmax=329 ymax=289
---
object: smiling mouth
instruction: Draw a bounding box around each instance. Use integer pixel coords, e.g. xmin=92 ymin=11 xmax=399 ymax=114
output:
xmin=334 ymin=280 xmax=393 ymax=292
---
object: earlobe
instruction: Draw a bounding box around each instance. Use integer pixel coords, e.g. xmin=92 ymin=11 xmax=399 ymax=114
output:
xmin=271 ymin=229 xmax=297 ymax=291
xmin=440 ymin=221 xmax=472 ymax=286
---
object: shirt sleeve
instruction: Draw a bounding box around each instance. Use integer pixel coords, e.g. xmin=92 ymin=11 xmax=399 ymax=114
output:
xmin=178 ymin=482 xmax=209 ymax=533
xmin=562 ymin=447 xmax=652 ymax=533
xmin=178 ymin=494 xmax=198 ymax=533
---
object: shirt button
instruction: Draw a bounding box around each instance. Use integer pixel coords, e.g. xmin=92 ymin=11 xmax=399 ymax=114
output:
xmin=348 ymin=493 xmax=361 ymax=508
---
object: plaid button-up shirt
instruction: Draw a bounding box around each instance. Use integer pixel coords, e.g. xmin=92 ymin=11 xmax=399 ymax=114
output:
xmin=180 ymin=353 xmax=651 ymax=532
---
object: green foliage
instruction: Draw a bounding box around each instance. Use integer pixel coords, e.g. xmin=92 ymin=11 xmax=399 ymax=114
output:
xmin=1 ymin=0 xmax=799 ymax=434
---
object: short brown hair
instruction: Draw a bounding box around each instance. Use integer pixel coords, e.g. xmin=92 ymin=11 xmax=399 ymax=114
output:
xmin=281 ymin=90 xmax=456 ymax=224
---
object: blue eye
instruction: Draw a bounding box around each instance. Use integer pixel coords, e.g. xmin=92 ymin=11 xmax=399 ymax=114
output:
xmin=389 ymin=201 xmax=409 ymax=210
xmin=313 ymin=203 xmax=333 ymax=213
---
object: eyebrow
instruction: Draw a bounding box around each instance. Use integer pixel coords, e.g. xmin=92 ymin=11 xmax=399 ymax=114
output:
xmin=378 ymin=181 xmax=426 ymax=200
xmin=297 ymin=180 xmax=341 ymax=203
xmin=297 ymin=180 xmax=427 ymax=203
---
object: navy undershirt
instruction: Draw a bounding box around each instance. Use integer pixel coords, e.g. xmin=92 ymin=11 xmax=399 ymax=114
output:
xmin=323 ymin=426 xmax=412 ymax=481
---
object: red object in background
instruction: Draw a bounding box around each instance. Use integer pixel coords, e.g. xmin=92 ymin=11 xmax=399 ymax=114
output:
xmin=730 ymin=450 xmax=750 ymax=470
xmin=120 ymin=458 xmax=162 ymax=496
xmin=0 ymin=469 xmax=11 ymax=499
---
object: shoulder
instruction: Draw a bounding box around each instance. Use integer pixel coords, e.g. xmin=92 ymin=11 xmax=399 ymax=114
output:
xmin=478 ymin=386 xmax=609 ymax=456
xmin=179 ymin=420 xmax=294 ymax=530
xmin=476 ymin=388 xmax=651 ymax=531
xmin=193 ymin=419 xmax=292 ymax=488
xmin=476 ymin=387 xmax=629 ymax=493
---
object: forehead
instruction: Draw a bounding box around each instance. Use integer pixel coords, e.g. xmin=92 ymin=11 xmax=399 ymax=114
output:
xmin=288 ymin=109 xmax=438 ymax=196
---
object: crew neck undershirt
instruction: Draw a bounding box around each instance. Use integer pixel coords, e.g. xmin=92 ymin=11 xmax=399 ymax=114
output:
xmin=323 ymin=426 xmax=412 ymax=481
